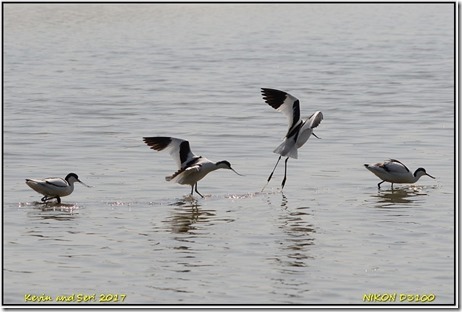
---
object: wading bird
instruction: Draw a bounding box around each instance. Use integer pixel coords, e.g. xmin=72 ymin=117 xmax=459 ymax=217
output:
xmin=261 ymin=88 xmax=323 ymax=190
xmin=364 ymin=159 xmax=435 ymax=189
xmin=143 ymin=136 xmax=243 ymax=198
xmin=26 ymin=173 xmax=90 ymax=204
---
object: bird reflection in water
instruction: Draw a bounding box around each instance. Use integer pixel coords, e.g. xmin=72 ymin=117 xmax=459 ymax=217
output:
xmin=371 ymin=186 xmax=429 ymax=209
xmin=269 ymin=194 xmax=316 ymax=268
xmin=23 ymin=202 xmax=79 ymax=221
xmin=166 ymin=196 xmax=215 ymax=234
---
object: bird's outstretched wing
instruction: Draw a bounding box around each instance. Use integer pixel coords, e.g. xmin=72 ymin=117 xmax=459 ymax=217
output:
xmin=305 ymin=111 xmax=323 ymax=129
xmin=261 ymin=88 xmax=301 ymax=135
xmin=143 ymin=137 xmax=198 ymax=169
xmin=299 ymin=111 xmax=323 ymax=136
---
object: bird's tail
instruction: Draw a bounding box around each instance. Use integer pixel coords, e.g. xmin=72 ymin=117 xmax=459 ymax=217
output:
xmin=165 ymin=168 xmax=184 ymax=182
xmin=273 ymin=140 xmax=298 ymax=159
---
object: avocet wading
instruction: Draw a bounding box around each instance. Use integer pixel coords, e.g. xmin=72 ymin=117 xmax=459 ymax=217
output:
xmin=26 ymin=173 xmax=91 ymax=204
xmin=143 ymin=136 xmax=243 ymax=198
xmin=364 ymin=159 xmax=435 ymax=189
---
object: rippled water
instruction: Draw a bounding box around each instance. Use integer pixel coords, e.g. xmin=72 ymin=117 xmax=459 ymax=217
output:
xmin=3 ymin=3 xmax=455 ymax=306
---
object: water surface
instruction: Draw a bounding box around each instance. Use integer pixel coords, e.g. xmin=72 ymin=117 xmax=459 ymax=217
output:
xmin=3 ymin=3 xmax=455 ymax=305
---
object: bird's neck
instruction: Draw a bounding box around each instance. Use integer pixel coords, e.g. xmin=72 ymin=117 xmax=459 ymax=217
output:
xmin=413 ymin=171 xmax=425 ymax=182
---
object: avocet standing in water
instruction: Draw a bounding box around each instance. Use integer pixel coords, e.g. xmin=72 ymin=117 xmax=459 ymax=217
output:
xmin=261 ymin=88 xmax=323 ymax=190
xmin=143 ymin=136 xmax=243 ymax=198
xmin=364 ymin=159 xmax=435 ymax=189
xmin=25 ymin=173 xmax=91 ymax=203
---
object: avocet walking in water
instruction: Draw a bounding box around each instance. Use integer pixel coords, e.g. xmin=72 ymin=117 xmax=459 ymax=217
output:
xmin=261 ymin=88 xmax=323 ymax=190
xmin=364 ymin=159 xmax=435 ymax=189
xmin=25 ymin=173 xmax=91 ymax=204
xmin=143 ymin=136 xmax=243 ymax=198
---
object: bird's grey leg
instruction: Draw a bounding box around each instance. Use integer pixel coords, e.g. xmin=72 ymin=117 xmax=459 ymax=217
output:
xmin=267 ymin=155 xmax=282 ymax=183
xmin=312 ymin=132 xmax=321 ymax=139
xmin=41 ymin=196 xmax=48 ymax=202
xmin=281 ymin=157 xmax=289 ymax=189
xmin=194 ymin=184 xmax=204 ymax=198
xmin=56 ymin=196 xmax=61 ymax=204
xmin=190 ymin=185 xmax=194 ymax=195
xmin=261 ymin=155 xmax=282 ymax=192
xmin=378 ymin=181 xmax=385 ymax=189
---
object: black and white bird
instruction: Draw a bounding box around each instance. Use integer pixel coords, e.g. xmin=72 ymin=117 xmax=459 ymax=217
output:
xmin=364 ymin=159 xmax=435 ymax=189
xmin=261 ymin=88 xmax=323 ymax=190
xmin=25 ymin=173 xmax=90 ymax=204
xmin=143 ymin=136 xmax=243 ymax=198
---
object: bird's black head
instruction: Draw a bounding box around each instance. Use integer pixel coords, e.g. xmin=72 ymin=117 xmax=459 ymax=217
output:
xmin=65 ymin=173 xmax=79 ymax=181
xmin=216 ymin=161 xmax=244 ymax=176
xmin=414 ymin=167 xmax=435 ymax=179
xmin=216 ymin=160 xmax=232 ymax=169
xmin=65 ymin=173 xmax=91 ymax=187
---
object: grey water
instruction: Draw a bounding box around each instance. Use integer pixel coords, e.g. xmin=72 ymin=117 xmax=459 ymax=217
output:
xmin=3 ymin=3 xmax=455 ymax=305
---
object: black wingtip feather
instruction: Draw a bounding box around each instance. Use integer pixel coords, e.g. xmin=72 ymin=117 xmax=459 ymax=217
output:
xmin=143 ymin=136 xmax=172 ymax=151
xmin=261 ymin=88 xmax=288 ymax=110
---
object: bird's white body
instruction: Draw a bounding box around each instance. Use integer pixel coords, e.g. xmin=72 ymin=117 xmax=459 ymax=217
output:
xmin=26 ymin=177 xmax=76 ymax=197
xmin=25 ymin=173 xmax=89 ymax=203
xmin=261 ymin=88 xmax=323 ymax=189
xmin=143 ymin=136 xmax=242 ymax=197
xmin=167 ymin=156 xmax=231 ymax=186
xmin=273 ymin=114 xmax=322 ymax=159
xmin=364 ymin=159 xmax=435 ymax=188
